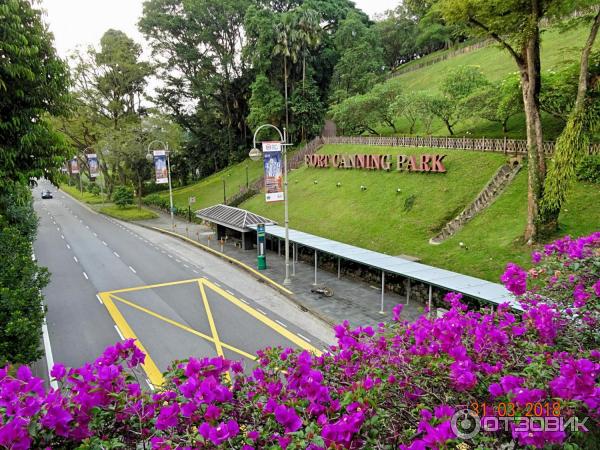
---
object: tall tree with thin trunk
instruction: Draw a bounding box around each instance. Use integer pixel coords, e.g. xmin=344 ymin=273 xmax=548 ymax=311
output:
xmin=437 ymin=0 xmax=596 ymax=243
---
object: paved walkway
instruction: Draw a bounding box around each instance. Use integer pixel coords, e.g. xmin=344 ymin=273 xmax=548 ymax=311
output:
xmin=138 ymin=212 xmax=425 ymax=327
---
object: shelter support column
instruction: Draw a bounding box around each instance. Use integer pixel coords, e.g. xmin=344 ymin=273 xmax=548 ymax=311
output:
xmin=406 ymin=279 xmax=410 ymax=305
xmin=380 ymin=271 xmax=385 ymax=314
xmin=428 ymin=285 xmax=433 ymax=318
xmin=337 ymin=258 xmax=341 ymax=279
xmin=313 ymin=250 xmax=318 ymax=285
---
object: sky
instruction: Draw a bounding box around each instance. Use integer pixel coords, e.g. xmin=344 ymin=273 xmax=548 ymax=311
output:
xmin=40 ymin=0 xmax=399 ymax=58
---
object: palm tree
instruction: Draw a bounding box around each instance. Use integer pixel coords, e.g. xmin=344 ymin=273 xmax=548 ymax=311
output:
xmin=273 ymin=13 xmax=299 ymax=135
xmin=295 ymin=8 xmax=321 ymax=90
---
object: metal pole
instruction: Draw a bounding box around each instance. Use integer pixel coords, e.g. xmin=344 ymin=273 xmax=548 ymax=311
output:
xmin=222 ymin=179 xmax=226 ymax=204
xmin=283 ymin=127 xmax=291 ymax=285
xmin=406 ymin=279 xmax=410 ymax=305
xmin=246 ymin=166 xmax=249 ymax=189
xmin=292 ymin=242 xmax=295 ymax=276
xmin=313 ymin=249 xmax=317 ymax=285
xmin=337 ymin=257 xmax=341 ymax=279
xmin=79 ymin=173 xmax=83 ymax=195
xmin=380 ymin=271 xmax=385 ymax=314
xmin=166 ymin=147 xmax=174 ymax=230
xmin=428 ymin=285 xmax=433 ymax=317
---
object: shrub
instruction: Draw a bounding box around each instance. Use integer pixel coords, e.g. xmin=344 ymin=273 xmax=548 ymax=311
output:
xmin=0 ymin=232 xmax=598 ymax=448
xmin=575 ymin=155 xmax=600 ymax=183
xmin=113 ymin=186 xmax=133 ymax=208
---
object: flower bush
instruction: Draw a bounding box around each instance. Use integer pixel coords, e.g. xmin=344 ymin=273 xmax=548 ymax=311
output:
xmin=0 ymin=232 xmax=598 ymax=449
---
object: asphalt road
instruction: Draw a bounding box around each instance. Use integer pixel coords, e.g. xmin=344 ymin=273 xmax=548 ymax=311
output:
xmin=33 ymin=181 xmax=330 ymax=388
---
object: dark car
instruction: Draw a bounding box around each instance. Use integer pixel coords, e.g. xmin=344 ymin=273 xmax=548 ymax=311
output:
xmin=41 ymin=190 xmax=53 ymax=199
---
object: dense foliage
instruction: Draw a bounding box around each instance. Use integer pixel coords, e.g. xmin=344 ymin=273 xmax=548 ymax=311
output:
xmin=0 ymin=0 xmax=70 ymax=187
xmin=575 ymin=155 xmax=600 ymax=183
xmin=0 ymin=232 xmax=598 ymax=448
xmin=0 ymin=0 xmax=69 ymax=365
xmin=113 ymin=186 xmax=134 ymax=209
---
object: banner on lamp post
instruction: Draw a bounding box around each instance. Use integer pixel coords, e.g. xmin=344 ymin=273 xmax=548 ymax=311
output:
xmin=87 ymin=154 xmax=99 ymax=178
xmin=153 ymin=150 xmax=168 ymax=184
xmin=263 ymin=141 xmax=283 ymax=202
xmin=70 ymin=158 xmax=80 ymax=174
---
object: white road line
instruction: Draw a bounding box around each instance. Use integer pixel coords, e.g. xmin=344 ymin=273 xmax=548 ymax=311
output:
xmin=61 ymin=234 xmax=64 ymax=239
xmin=257 ymin=308 xmax=267 ymax=315
xmin=83 ymin=271 xmax=88 ymax=280
xmin=161 ymin=250 xmax=166 ymax=254
xmin=113 ymin=251 xmax=120 ymax=258
xmin=85 ymin=225 xmax=89 ymax=228
xmin=226 ymin=290 xmax=234 ymax=295
xmin=102 ymin=241 xmax=107 ymax=246
xmin=168 ymin=254 xmax=173 ymax=258
xmin=114 ymin=325 xmax=125 ymax=340
xmin=93 ymin=232 xmax=98 ymax=237
xmin=297 ymin=333 xmax=312 ymax=343
xmin=56 ymin=227 xmax=59 ymax=231
xmin=192 ymin=269 xmax=199 ymax=274
xmin=275 ymin=320 xmax=288 ymax=328
xmin=183 ymin=264 xmax=189 ymax=268
xmin=42 ymin=316 xmax=58 ymax=389
xmin=239 ymin=298 xmax=249 ymax=304
xmin=175 ymin=259 xmax=181 ymax=263
xmin=96 ymin=294 xmax=103 ymax=304
xmin=66 ymin=244 xmax=70 ymax=249
xmin=129 ymin=266 xmax=136 ymax=273
xmin=73 ymin=256 xmax=78 ymax=263
xmin=146 ymin=378 xmax=155 ymax=391
xmin=214 ymin=282 xmax=222 ymax=287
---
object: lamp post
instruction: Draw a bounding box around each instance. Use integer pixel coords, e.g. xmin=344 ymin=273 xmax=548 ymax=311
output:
xmin=146 ymin=140 xmax=174 ymax=230
xmin=249 ymin=124 xmax=292 ymax=285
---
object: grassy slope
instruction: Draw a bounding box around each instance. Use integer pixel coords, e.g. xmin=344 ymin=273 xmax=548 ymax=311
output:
xmin=99 ymin=205 xmax=158 ymax=221
xmin=241 ymin=144 xmax=600 ymax=281
xmin=154 ymin=158 xmax=264 ymax=212
xmin=375 ymin=25 xmax=594 ymax=140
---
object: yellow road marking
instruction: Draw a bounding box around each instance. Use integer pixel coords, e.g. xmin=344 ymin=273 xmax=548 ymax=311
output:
xmin=198 ymin=280 xmax=225 ymax=358
xmin=109 ymin=293 xmax=256 ymax=361
xmin=202 ymin=279 xmax=322 ymax=356
xmin=151 ymin=227 xmax=294 ymax=296
xmin=108 ymin=278 xmax=203 ymax=294
xmin=99 ymin=292 xmax=164 ymax=387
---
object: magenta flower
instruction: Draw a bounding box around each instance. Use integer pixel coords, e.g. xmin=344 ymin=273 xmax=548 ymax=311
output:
xmin=501 ymin=263 xmax=527 ymax=295
xmin=274 ymin=405 xmax=302 ymax=433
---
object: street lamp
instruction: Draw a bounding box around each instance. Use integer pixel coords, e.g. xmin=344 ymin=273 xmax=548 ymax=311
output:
xmin=146 ymin=140 xmax=174 ymax=230
xmin=249 ymin=124 xmax=292 ymax=285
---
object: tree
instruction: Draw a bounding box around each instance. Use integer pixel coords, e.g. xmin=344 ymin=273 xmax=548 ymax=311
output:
xmin=436 ymin=0 xmax=597 ymax=242
xmin=369 ymin=81 xmax=402 ymax=133
xmin=247 ymin=74 xmax=285 ymax=131
xmin=540 ymin=11 xmax=600 ymax=231
xmin=463 ymin=74 xmax=522 ymax=134
xmin=0 ymin=0 xmax=71 ymax=187
xmin=421 ymin=66 xmax=488 ymax=135
xmin=290 ymin=76 xmax=325 ymax=139
xmin=113 ymin=186 xmax=134 ymax=208
xmin=329 ymin=11 xmax=385 ymax=103
xmin=375 ymin=6 xmax=419 ymax=69
xmin=390 ymin=92 xmax=426 ymax=134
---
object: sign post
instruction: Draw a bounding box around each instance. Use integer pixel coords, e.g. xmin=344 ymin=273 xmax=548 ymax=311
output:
xmin=188 ymin=196 xmax=196 ymax=222
xmin=257 ymin=223 xmax=267 ymax=270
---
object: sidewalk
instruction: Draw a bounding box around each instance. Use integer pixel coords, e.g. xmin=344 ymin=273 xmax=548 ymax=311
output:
xmin=137 ymin=211 xmax=425 ymax=327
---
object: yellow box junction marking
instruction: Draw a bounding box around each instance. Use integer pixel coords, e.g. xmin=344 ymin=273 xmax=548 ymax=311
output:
xmin=98 ymin=291 xmax=165 ymax=387
xmin=98 ymin=278 xmax=320 ymax=388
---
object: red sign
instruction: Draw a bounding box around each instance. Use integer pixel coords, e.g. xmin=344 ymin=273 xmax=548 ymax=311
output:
xmin=304 ymin=153 xmax=447 ymax=173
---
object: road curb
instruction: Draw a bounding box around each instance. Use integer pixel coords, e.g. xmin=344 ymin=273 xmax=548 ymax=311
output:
xmin=136 ymin=224 xmax=337 ymax=327
xmin=58 ymin=189 xmax=99 ymax=215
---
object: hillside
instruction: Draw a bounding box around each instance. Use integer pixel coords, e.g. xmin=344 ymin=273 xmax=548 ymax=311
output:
xmin=157 ymin=158 xmax=264 ymax=212
xmin=241 ymin=144 xmax=600 ymax=281
xmin=372 ymin=24 xmax=597 ymax=140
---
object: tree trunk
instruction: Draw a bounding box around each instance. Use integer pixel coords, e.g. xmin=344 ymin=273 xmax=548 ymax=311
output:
xmin=502 ymin=118 xmax=509 ymax=134
xmin=520 ymin=30 xmax=545 ymax=244
xmin=444 ymin=119 xmax=454 ymax=135
xmin=284 ymin=55 xmax=289 ymax=134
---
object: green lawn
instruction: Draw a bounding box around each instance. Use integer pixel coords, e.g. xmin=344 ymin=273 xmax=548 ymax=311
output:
xmin=368 ymin=24 xmax=597 ymax=140
xmin=241 ymin=144 xmax=600 ymax=282
xmin=99 ymin=205 xmax=158 ymax=221
xmin=61 ymin=185 xmax=108 ymax=205
xmin=150 ymin=158 xmax=264 ymax=212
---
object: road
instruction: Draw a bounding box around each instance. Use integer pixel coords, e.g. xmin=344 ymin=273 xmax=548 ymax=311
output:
xmin=33 ymin=181 xmax=332 ymax=388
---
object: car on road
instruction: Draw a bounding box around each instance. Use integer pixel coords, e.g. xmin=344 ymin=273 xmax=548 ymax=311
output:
xmin=41 ymin=190 xmax=53 ymax=199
